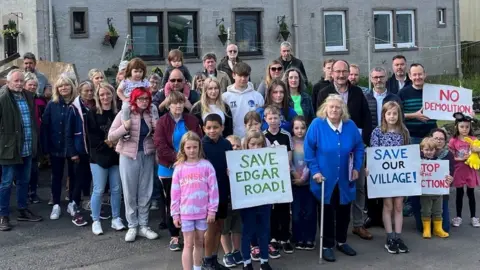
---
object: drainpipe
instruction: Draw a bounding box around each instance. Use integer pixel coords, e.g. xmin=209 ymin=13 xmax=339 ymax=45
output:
xmin=454 ymin=0 xmax=463 ymax=83
xmin=292 ymin=0 xmax=299 ymax=58
xmin=49 ymin=0 xmax=54 ymax=61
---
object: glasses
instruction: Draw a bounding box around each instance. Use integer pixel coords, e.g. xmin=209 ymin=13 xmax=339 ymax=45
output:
xmin=228 ymin=50 xmax=238 ymax=53
xmin=136 ymin=97 xmax=150 ymax=103
xmin=270 ymin=67 xmax=283 ymax=72
xmin=433 ymin=137 xmax=445 ymax=141
xmin=371 ymin=76 xmax=386 ymax=80
xmin=169 ymin=79 xmax=183 ymax=83
xmin=333 ymin=70 xmax=348 ymax=74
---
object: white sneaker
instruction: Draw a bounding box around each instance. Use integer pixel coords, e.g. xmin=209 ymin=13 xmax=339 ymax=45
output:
xmin=472 ymin=217 xmax=480 ymax=227
xmin=150 ymin=201 xmax=159 ymax=210
xmin=50 ymin=204 xmax=61 ymax=220
xmin=125 ymin=228 xmax=137 ymax=242
xmin=452 ymin=217 xmax=462 ymax=227
xmin=111 ymin=217 xmax=126 ymax=231
xmin=66 ymin=202 xmax=76 ymax=217
xmin=138 ymin=226 xmax=159 ymax=240
xmin=92 ymin=221 xmax=104 ymax=235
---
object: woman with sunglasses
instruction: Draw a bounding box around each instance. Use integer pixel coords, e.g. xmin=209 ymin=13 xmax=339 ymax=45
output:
xmin=257 ymin=60 xmax=284 ymax=97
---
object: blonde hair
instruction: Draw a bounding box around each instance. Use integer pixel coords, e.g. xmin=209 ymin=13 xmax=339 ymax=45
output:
xmin=24 ymin=72 xmax=38 ymax=84
xmin=192 ymin=73 xmax=207 ymax=91
xmin=242 ymin=130 xmax=267 ymax=150
xmin=226 ymin=135 xmax=241 ymax=147
xmin=380 ymin=101 xmax=410 ymax=145
xmin=265 ymin=60 xmax=283 ymax=87
xmin=420 ymin=137 xmax=436 ymax=150
xmin=316 ymin=94 xmax=350 ymax=120
xmin=198 ymin=78 xmax=228 ymax=117
xmin=88 ymin=69 xmax=105 ymax=81
xmin=175 ymin=131 xmax=205 ymax=166
xmin=263 ymin=105 xmax=280 ymax=117
xmin=52 ymin=75 xmax=77 ymax=103
xmin=95 ymin=82 xmax=118 ymax=115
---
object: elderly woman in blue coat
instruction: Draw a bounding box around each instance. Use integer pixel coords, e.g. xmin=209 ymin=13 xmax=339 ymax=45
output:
xmin=304 ymin=94 xmax=364 ymax=262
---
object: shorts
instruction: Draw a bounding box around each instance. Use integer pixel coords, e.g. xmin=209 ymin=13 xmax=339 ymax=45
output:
xmin=181 ymin=219 xmax=208 ymax=232
xmin=216 ymin=200 xmax=228 ymax=220
xmin=222 ymin=204 xmax=242 ymax=235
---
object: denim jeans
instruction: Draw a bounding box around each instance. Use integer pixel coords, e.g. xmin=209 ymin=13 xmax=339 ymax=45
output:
xmin=291 ymin=185 xmax=317 ymax=243
xmin=90 ymin=164 xmax=122 ymax=222
xmin=443 ymin=198 xmax=450 ymax=232
xmin=71 ymin=155 xmax=91 ymax=205
xmin=0 ymin=156 xmax=32 ymax=216
xmin=29 ymin=157 xmax=38 ymax=196
xmin=240 ymin=205 xmax=271 ymax=261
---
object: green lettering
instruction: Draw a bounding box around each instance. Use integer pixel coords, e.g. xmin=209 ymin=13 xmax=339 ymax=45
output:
xmin=236 ymin=172 xmax=244 ymax=182
xmin=253 ymin=184 xmax=262 ymax=193
xmin=268 ymin=152 xmax=279 ymax=165
xmin=263 ymin=182 xmax=273 ymax=193
xmin=250 ymin=155 xmax=260 ymax=167
xmin=271 ymin=181 xmax=280 ymax=191
xmin=261 ymin=169 xmax=271 ymax=179
xmin=244 ymin=185 xmax=252 ymax=195
xmin=240 ymin=155 xmax=250 ymax=168
xmin=271 ymin=168 xmax=279 ymax=178
xmin=253 ymin=170 xmax=260 ymax=180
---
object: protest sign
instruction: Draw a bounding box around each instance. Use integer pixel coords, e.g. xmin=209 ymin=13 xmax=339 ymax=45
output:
xmin=423 ymin=83 xmax=473 ymax=121
xmin=226 ymin=146 xmax=293 ymax=210
xmin=421 ymin=160 xmax=450 ymax=195
xmin=367 ymin=145 xmax=422 ymax=199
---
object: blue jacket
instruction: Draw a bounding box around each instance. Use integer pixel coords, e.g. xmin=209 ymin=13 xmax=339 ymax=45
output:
xmin=202 ymin=136 xmax=233 ymax=204
xmin=257 ymin=106 xmax=297 ymax=134
xmin=40 ymin=98 xmax=71 ymax=157
xmin=304 ymin=118 xmax=364 ymax=205
xmin=66 ymin=97 xmax=89 ymax=157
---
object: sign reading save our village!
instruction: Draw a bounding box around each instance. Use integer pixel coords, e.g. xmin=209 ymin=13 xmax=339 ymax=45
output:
xmin=423 ymin=83 xmax=474 ymax=121
xmin=421 ymin=160 xmax=450 ymax=195
xmin=226 ymin=146 xmax=293 ymax=210
xmin=367 ymin=145 xmax=422 ymax=199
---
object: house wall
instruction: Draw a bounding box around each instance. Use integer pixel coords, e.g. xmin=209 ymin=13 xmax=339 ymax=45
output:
xmin=460 ymin=0 xmax=480 ymax=41
xmin=6 ymin=0 xmax=457 ymax=85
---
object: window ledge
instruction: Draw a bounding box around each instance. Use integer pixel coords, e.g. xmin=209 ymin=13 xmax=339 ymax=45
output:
xmin=238 ymin=55 xmax=265 ymax=60
xmin=374 ymin=46 xmax=419 ymax=52
xmin=70 ymin=34 xmax=89 ymax=39
xmin=143 ymin=57 xmax=202 ymax=66
xmin=324 ymin=49 xmax=349 ymax=56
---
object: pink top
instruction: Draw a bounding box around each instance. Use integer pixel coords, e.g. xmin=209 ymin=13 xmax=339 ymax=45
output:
xmin=171 ymin=159 xmax=219 ymax=221
xmin=448 ymin=136 xmax=480 ymax=188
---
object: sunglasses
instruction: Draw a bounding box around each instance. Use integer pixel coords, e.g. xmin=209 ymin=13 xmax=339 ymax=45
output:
xmin=169 ymin=79 xmax=183 ymax=83
xmin=270 ymin=67 xmax=283 ymax=72
xmin=228 ymin=50 xmax=238 ymax=53
xmin=136 ymin=97 xmax=150 ymax=102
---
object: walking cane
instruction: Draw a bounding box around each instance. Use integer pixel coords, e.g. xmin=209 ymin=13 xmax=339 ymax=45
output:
xmin=318 ymin=180 xmax=325 ymax=264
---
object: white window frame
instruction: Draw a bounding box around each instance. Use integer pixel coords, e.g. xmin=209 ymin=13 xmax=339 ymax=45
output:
xmin=438 ymin=8 xmax=446 ymax=25
xmin=323 ymin=11 xmax=347 ymax=52
xmin=396 ymin=10 xmax=416 ymax=48
xmin=373 ymin=11 xmax=394 ymax=49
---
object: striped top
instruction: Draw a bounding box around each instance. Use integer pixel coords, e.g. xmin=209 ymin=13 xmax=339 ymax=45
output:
xmin=399 ymin=85 xmax=437 ymax=138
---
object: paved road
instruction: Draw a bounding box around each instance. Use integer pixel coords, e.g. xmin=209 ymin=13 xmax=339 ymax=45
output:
xmin=1 ymin=171 xmax=480 ymax=269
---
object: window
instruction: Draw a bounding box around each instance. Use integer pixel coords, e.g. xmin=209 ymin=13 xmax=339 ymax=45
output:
xmin=374 ymin=10 xmax=416 ymax=50
xmin=234 ymin=11 xmax=262 ymax=56
xmin=438 ymin=8 xmax=446 ymax=27
xmin=130 ymin=13 xmax=163 ymax=60
xmin=69 ymin=8 xmax=88 ymax=38
xmin=323 ymin=11 xmax=347 ymax=52
xmin=168 ymin=12 xmax=198 ymax=57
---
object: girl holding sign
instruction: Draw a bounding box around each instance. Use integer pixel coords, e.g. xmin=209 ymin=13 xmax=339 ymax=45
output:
xmin=369 ymin=101 xmax=410 ymax=254
xmin=448 ymin=112 xmax=480 ymax=228
xmin=171 ymin=132 xmax=219 ymax=270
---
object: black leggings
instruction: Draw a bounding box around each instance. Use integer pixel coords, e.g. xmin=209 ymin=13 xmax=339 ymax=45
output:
xmin=456 ymin=187 xmax=476 ymax=218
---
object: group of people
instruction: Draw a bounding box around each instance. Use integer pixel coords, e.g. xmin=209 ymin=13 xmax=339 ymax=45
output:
xmin=0 ymin=42 xmax=478 ymax=270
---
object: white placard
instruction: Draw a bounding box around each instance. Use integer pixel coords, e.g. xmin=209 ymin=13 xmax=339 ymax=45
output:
xmin=226 ymin=146 xmax=293 ymax=210
xmin=421 ymin=160 xmax=450 ymax=195
xmin=423 ymin=83 xmax=473 ymax=121
xmin=367 ymin=145 xmax=422 ymax=199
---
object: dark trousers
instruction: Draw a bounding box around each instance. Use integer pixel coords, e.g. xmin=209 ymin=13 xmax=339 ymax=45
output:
xmin=456 ymin=187 xmax=476 ymax=218
xmin=162 ymin=177 xmax=180 ymax=237
xmin=29 ymin=157 xmax=38 ymax=196
xmin=322 ymin=184 xmax=351 ymax=248
xmin=270 ymin=202 xmax=291 ymax=242
xmin=70 ymin=155 xmax=91 ymax=205
xmin=152 ymin=175 xmax=167 ymax=224
xmin=241 ymin=205 xmax=271 ymax=261
xmin=292 ymin=185 xmax=317 ymax=243
xmin=51 ymin=156 xmax=75 ymax=205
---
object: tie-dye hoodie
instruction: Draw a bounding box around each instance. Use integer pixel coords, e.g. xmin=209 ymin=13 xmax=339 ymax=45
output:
xmin=171 ymin=159 xmax=219 ymax=221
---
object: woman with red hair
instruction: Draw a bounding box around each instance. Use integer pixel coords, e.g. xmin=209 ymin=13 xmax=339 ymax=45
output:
xmin=108 ymin=87 xmax=159 ymax=242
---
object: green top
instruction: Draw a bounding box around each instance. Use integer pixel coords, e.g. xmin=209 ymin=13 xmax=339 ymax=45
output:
xmin=291 ymin=94 xmax=303 ymax=116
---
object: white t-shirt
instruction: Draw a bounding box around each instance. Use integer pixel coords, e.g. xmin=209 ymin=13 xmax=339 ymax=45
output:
xmin=203 ymin=104 xmax=225 ymax=124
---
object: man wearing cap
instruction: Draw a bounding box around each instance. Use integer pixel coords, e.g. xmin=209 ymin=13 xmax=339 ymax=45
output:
xmin=202 ymin=53 xmax=231 ymax=92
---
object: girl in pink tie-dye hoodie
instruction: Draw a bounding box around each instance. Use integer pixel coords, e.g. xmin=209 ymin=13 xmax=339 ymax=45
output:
xmin=171 ymin=131 xmax=219 ymax=270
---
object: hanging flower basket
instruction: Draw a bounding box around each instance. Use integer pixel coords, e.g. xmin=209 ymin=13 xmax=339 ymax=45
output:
xmin=280 ymin=30 xmax=290 ymax=41
xmin=218 ymin=23 xmax=228 ymax=46
xmin=102 ymin=18 xmax=119 ymax=49
xmin=279 ymin=20 xmax=290 ymax=41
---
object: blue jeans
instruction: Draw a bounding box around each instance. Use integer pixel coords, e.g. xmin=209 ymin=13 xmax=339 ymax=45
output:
xmin=292 ymin=185 xmax=317 ymax=243
xmin=29 ymin=157 xmax=38 ymax=196
xmin=241 ymin=205 xmax=271 ymax=261
xmin=90 ymin=164 xmax=122 ymax=221
xmin=443 ymin=198 xmax=450 ymax=232
xmin=412 ymin=196 xmax=450 ymax=232
xmin=0 ymin=156 xmax=32 ymax=216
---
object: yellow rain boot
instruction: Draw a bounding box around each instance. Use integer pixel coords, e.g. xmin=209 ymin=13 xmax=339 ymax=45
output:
xmin=422 ymin=218 xmax=431 ymax=239
xmin=433 ymin=218 xmax=449 ymax=238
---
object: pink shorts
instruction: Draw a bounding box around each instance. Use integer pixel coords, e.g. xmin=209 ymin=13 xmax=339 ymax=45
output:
xmin=181 ymin=219 xmax=208 ymax=232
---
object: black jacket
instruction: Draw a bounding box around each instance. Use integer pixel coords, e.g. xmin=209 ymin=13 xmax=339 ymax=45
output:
xmin=217 ymin=56 xmax=241 ymax=83
xmin=190 ymin=102 xmax=233 ymax=138
xmin=364 ymin=89 xmax=402 ymax=127
xmin=87 ymin=108 xmax=119 ymax=168
xmin=277 ymin=56 xmax=308 ymax=85
xmin=202 ymin=136 xmax=233 ymax=204
xmin=312 ymin=78 xmax=331 ymax=110
xmin=386 ymin=74 xmax=412 ymax=95
xmin=317 ymin=84 xmax=373 ymax=145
